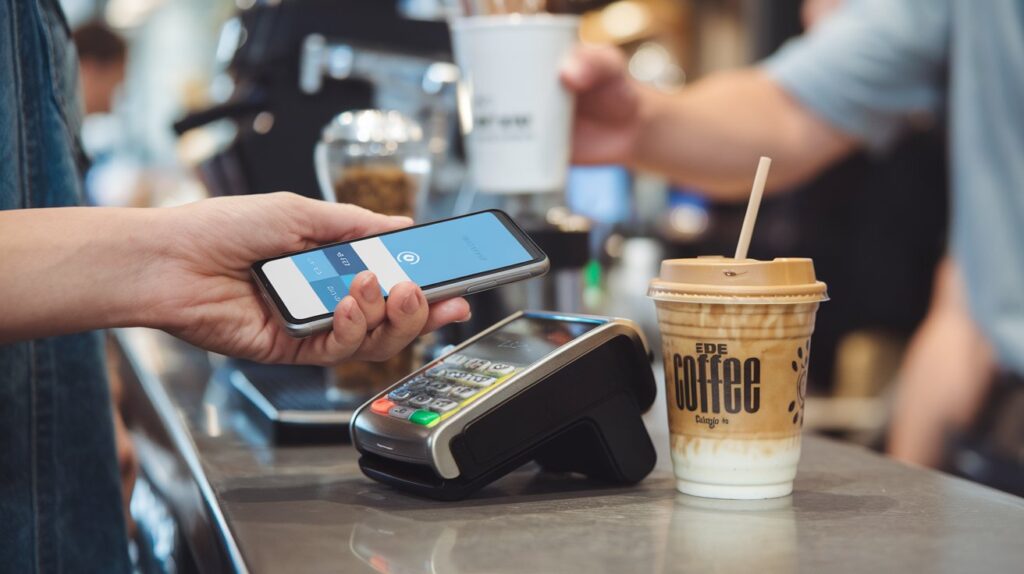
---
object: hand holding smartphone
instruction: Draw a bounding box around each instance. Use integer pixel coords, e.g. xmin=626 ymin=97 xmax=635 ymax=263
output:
xmin=251 ymin=210 xmax=549 ymax=337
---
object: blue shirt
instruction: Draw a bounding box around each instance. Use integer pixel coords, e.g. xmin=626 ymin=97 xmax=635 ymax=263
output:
xmin=764 ymin=0 xmax=1024 ymax=374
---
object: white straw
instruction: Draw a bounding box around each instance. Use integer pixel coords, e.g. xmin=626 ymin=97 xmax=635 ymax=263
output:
xmin=734 ymin=156 xmax=772 ymax=260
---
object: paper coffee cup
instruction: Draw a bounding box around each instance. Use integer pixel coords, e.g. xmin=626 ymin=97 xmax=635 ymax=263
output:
xmin=450 ymin=14 xmax=579 ymax=194
xmin=648 ymin=257 xmax=828 ymax=499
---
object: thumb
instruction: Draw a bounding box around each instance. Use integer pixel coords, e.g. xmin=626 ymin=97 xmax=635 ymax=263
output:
xmin=290 ymin=194 xmax=412 ymax=243
xmin=560 ymin=44 xmax=628 ymax=93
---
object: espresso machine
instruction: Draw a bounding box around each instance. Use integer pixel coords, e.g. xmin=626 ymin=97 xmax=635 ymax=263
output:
xmin=174 ymin=0 xmax=461 ymax=200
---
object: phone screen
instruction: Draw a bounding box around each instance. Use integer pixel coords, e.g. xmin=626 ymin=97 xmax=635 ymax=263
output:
xmin=259 ymin=211 xmax=538 ymax=321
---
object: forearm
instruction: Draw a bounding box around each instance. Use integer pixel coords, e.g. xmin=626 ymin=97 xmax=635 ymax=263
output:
xmin=0 ymin=207 xmax=165 ymax=343
xmin=888 ymin=312 xmax=995 ymax=467
xmin=887 ymin=259 xmax=996 ymax=466
xmin=631 ymin=69 xmax=857 ymax=199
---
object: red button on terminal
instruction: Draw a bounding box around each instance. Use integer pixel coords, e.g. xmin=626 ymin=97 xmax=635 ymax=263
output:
xmin=371 ymin=398 xmax=395 ymax=414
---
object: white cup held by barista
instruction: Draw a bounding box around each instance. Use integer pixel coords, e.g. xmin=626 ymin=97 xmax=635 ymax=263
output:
xmin=450 ymin=14 xmax=579 ymax=194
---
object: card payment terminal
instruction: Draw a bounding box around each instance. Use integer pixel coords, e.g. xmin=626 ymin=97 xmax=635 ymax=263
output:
xmin=351 ymin=311 xmax=657 ymax=500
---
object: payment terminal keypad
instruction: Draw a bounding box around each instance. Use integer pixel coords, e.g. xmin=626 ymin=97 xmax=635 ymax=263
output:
xmin=369 ymin=353 xmax=523 ymax=428
xmin=408 ymin=394 xmax=433 ymax=409
xmin=426 ymin=381 xmax=452 ymax=394
xmin=403 ymin=376 xmax=430 ymax=391
xmin=428 ymin=398 xmax=458 ymax=414
xmin=387 ymin=388 xmax=413 ymax=402
xmin=449 ymin=386 xmax=478 ymax=401
xmin=463 ymin=358 xmax=491 ymax=371
xmin=387 ymin=405 xmax=416 ymax=420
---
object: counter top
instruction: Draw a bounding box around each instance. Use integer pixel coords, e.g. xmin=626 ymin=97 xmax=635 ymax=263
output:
xmin=116 ymin=328 xmax=1024 ymax=574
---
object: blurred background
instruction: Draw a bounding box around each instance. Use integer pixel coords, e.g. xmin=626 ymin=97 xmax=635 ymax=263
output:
xmin=70 ymin=0 xmax=1019 ymax=509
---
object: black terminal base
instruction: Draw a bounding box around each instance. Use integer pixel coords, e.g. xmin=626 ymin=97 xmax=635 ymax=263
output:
xmin=227 ymin=360 xmax=356 ymax=445
xmin=358 ymin=334 xmax=657 ymax=501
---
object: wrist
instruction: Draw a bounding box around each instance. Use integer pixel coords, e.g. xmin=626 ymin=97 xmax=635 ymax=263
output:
xmin=628 ymin=84 xmax=672 ymax=169
xmin=113 ymin=207 xmax=177 ymax=329
xmin=0 ymin=206 xmax=175 ymax=342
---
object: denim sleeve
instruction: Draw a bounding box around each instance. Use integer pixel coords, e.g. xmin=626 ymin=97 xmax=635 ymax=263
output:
xmin=761 ymin=0 xmax=951 ymax=151
xmin=0 ymin=0 xmax=25 ymax=210
xmin=0 ymin=1 xmax=131 ymax=571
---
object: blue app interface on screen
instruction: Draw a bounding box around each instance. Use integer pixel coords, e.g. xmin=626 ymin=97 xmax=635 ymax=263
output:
xmin=262 ymin=212 xmax=534 ymax=319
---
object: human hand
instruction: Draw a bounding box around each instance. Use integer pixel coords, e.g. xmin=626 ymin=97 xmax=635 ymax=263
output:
xmin=140 ymin=193 xmax=471 ymax=366
xmin=561 ymin=44 xmax=645 ymax=166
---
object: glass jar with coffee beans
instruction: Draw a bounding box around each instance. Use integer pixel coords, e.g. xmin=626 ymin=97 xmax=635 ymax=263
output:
xmin=314 ymin=110 xmax=431 ymax=400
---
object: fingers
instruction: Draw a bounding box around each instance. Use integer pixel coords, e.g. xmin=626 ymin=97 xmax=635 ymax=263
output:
xmin=349 ymin=271 xmax=386 ymax=330
xmin=281 ymin=193 xmax=413 ymax=244
xmin=421 ymin=297 xmax=472 ymax=335
xmin=315 ymin=296 xmax=369 ymax=363
xmin=561 ymin=44 xmax=628 ymax=93
xmin=293 ymin=284 xmax=469 ymax=365
xmin=355 ymin=282 xmax=428 ymax=361
xmin=562 ymin=44 xmax=639 ymax=127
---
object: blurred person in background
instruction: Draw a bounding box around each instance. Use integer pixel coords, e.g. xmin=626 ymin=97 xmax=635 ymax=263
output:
xmin=1 ymin=2 xmax=470 ymax=572
xmin=563 ymin=0 xmax=1022 ymax=478
xmin=796 ymin=0 xmax=994 ymax=471
xmin=73 ymin=20 xmax=126 ymax=116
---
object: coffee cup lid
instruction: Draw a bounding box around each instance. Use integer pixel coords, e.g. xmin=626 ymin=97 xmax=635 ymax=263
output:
xmin=648 ymin=256 xmax=828 ymax=304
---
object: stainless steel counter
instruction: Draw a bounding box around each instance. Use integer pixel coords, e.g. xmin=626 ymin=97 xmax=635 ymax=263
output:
xmin=116 ymin=328 xmax=1024 ymax=574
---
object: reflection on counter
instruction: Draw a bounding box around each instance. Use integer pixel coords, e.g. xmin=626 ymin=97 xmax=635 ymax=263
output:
xmin=347 ymin=487 xmax=671 ymax=574
xmin=663 ymin=495 xmax=796 ymax=574
xmin=347 ymin=494 xmax=797 ymax=574
xmin=350 ymin=511 xmax=459 ymax=574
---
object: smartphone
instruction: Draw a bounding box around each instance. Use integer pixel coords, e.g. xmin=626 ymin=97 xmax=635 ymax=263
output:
xmin=251 ymin=210 xmax=549 ymax=337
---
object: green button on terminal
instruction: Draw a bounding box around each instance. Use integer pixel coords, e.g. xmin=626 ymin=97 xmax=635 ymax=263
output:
xmin=410 ymin=410 xmax=440 ymax=426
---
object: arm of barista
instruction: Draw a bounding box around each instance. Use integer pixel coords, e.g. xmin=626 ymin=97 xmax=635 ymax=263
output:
xmin=564 ymin=0 xmax=950 ymax=200
xmin=633 ymin=70 xmax=857 ymax=197
xmin=565 ymin=47 xmax=858 ymax=199
xmin=887 ymin=258 xmax=996 ymax=467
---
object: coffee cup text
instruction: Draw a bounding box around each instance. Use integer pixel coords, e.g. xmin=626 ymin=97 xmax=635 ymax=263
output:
xmin=672 ymin=343 xmax=761 ymax=415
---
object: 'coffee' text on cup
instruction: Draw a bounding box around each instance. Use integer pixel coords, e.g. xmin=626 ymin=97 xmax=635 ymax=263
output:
xmin=671 ymin=343 xmax=761 ymax=415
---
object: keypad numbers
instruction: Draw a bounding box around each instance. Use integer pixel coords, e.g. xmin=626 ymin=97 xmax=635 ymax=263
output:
xmin=371 ymin=354 xmax=522 ymax=427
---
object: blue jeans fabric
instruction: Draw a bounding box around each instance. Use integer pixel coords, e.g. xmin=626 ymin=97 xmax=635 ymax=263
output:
xmin=0 ymin=0 xmax=131 ymax=572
